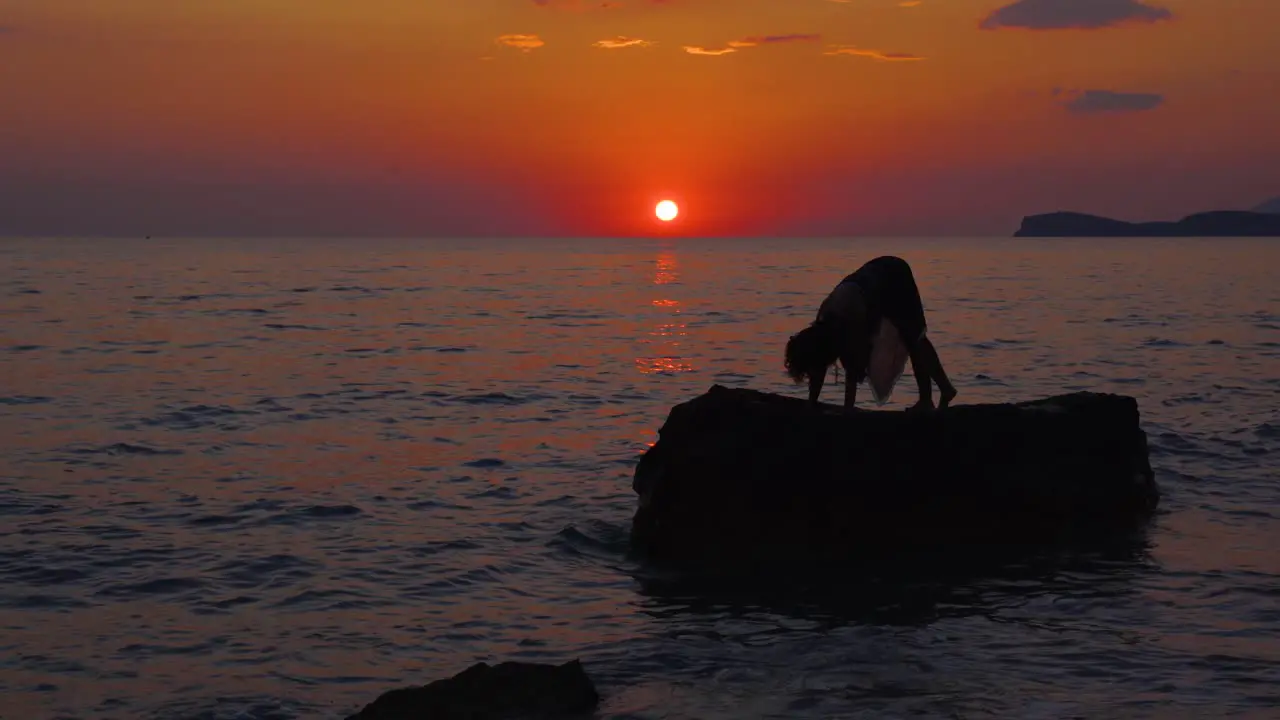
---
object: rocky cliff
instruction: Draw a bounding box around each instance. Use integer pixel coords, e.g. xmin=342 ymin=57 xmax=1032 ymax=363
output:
xmin=1015 ymin=210 xmax=1280 ymax=237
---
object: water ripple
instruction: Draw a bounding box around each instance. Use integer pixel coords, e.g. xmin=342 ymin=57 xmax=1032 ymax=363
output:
xmin=0 ymin=237 xmax=1277 ymax=720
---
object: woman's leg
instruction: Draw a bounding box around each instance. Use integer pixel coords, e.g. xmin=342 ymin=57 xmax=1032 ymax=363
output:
xmin=907 ymin=343 xmax=934 ymax=410
xmin=910 ymin=335 xmax=957 ymax=409
xmin=878 ymin=257 xmax=956 ymax=410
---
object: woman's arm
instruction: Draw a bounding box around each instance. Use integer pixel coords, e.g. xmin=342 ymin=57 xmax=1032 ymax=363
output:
xmin=839 ymin=291 xmax=870 ymax=411
xmin=808 ymin=371 xmax=824 ymax=405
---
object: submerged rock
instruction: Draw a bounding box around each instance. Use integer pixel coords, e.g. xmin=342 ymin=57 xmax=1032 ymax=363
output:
xmin=631 ymin=386 xmax=1159 ymax=567
xmin=346 ymin=660 xmax=599 ymax=720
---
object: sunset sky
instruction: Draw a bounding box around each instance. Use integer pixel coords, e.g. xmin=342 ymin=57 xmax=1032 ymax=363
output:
xmin=3 ymin=0 xmax=1279 ymax=237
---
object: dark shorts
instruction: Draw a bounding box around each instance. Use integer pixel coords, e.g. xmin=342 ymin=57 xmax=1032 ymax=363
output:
xmin=842 ymin=256 xmax=927 ymax=351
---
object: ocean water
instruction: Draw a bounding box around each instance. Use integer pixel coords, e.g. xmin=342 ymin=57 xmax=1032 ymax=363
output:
xmin=1 ymin=236 xmax=1278 ymax=719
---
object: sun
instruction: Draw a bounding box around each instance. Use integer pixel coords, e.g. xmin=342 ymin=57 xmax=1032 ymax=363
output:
xmin=655 ymin=200 xmax=679 ymax=223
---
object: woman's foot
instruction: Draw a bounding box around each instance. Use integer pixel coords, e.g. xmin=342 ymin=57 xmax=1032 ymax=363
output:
xmin=939 ymin=385 xmax=957 ymax=410
xmin=907 ymin=399 xmax=935 ymax=413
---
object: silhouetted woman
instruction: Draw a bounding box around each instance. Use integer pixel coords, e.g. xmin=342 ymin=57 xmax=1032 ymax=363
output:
xmin=785 ymin=256 xmax=957 ymax=412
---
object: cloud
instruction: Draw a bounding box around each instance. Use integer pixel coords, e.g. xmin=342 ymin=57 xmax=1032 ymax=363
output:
xmin=684 ymin=46 xmax=738 ymax=56
xmin=496 ymin=34 xmax=546 ymax=51
xmin=981 ymin=0 xmax=1172 ymax=30
xmin=1062 ymin=89 xmax=1165 ymax=113
xmin=734 ymin=34 xmax=822 ymax=46
xmin=824 ymin=45 xmax=925 ymax=61
xmin=533 ymin=0 xmax=623 ymax=8
xmin=534 ymin=0 xmax=672 ymax=8
xmin=899 ymin=1 xmax=923 ymax=6
xmin=0 ymin=25 xmax=14 ymax=34
xmin=685 ymin=33 xmax=820 ymax=55
xmin=593 ymin=36 xmax=653 ymax=49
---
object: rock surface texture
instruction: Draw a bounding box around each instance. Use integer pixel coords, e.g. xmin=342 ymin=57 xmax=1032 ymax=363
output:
xmin=346 ymin=660 xmax=599 ymax=720
xmin=631 ymin=386 xmax=1159 ymax=566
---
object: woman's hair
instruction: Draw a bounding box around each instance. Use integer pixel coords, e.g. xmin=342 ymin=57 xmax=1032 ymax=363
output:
xmin=785 ymin=321 xmax=840 ymax=384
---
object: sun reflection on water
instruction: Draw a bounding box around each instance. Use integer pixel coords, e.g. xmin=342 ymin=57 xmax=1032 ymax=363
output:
xmin=636 ymin=250 xmax=695 ymax=375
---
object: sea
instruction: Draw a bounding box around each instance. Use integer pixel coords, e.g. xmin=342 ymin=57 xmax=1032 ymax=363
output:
xmin=1 ymin=236 xmax=1278 ymax=719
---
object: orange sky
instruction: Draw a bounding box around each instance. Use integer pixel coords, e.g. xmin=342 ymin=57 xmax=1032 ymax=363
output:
xmin=2 ymin=0 xmax=1279 ymax=236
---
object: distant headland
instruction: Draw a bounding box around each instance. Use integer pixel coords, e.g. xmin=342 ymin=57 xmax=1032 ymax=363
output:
xmin=1015 ymin=198 xmax=1280 ymax=237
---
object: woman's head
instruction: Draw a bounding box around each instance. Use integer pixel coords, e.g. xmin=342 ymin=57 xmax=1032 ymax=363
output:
xmin=785 ymin=321 xmax=840 ymax=384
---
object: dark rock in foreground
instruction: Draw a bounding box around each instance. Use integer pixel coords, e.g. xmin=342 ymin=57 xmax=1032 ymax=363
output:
xmin=1015 ymin=210 xmax=1280 ymax=237
xmin=346 ymin=660 xmax=598 ymax=720
xmin=631 ymin=386 xmax=1159 ymax=567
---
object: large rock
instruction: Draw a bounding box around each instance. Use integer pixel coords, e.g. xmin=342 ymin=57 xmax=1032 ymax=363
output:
xmin=631 ymin=386 xmax=1159 ymax=567
xmin=346 ymin=660 xmax=599 ymax=720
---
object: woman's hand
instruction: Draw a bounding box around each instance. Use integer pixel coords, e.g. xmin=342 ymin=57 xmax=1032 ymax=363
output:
xmin=807 ymin=372 xmax=825 ymax=405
